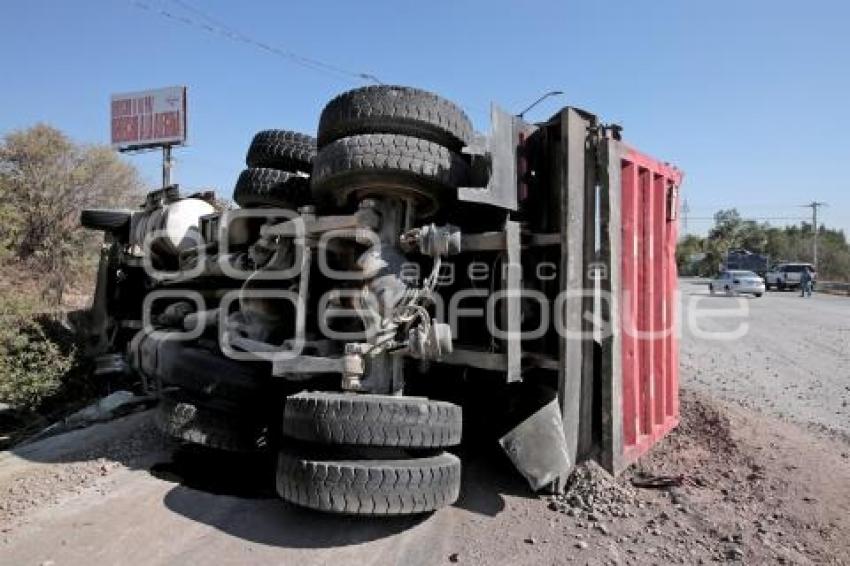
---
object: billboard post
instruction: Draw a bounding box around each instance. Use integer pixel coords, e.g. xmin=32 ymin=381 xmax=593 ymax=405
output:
xmin=163 ymin=145 xmax=173 ymax=187
xmin=110 ymin=86 xmax=187 ymax=187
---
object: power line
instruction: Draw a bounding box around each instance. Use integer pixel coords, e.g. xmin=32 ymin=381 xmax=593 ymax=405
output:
xmin=130 ymin=0 xmax=383 ymax=84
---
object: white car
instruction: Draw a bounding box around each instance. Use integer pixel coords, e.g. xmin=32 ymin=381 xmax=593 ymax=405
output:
xmin=709 ymin=270 xmax=765 ymax=297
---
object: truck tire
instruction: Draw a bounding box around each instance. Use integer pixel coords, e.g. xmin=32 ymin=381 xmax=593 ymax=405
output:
xmin=233 ymin=168 xmax=310 ymax=209
xmin=311 ymin=134 xmax=469 ymax=216
xmin=80 ymin=209 xmax=132 ymax=233
xmin=283 ymin=392 xmax=462 ymax=448
xmin=156 ymin=395 xmax=267 ymax=452
xmin=276 ymin=450 xmax=461 ymax=515
xmin=245 ymin=130 xmax=316 ymax=172
xmin=138 ymin=337 xmax=269 ymax=405
xmin=317 ymin=85 xmax=474 ymax=151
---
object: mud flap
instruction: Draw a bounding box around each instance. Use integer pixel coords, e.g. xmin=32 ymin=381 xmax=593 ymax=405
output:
xmin=499 ymin=398 xmax=572 ymax=492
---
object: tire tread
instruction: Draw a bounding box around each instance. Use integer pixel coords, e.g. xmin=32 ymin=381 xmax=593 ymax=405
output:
xmin=233 ymin=167 xmax=310 ymax=209
xmin=311 ymin=133 xmax=469 ymax=210
xmin=246 ymin=129 xmax=316 ymax=172
xmin=318 ymin=85 xmax=473 ymax=150
xmin=283 ymin=392 xmax=462 ymax=448
xmin=276 ymin=451 xmax=461 ymax=515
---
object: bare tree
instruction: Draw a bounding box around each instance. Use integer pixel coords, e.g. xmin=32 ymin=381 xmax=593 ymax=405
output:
xmin=0 ymin=124 xmax=145 ymax=303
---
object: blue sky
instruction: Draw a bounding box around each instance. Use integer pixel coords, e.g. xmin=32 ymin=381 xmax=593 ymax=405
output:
xmin=2 ymin=0 xmax=849 ymax=235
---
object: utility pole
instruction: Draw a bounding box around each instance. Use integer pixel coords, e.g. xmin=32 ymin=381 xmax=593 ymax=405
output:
xmin=681 ymin=198 xmax=690 ymax=238
xmin=801 ymin=201 xmax=827 ymax=268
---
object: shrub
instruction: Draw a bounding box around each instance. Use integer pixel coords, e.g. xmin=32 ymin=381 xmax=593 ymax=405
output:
xmin=0 ymin=314 xmax=75 ymax=410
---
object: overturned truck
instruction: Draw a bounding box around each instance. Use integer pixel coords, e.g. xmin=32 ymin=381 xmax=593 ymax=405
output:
xmin=82 ymin=86 xmax=683 ymax=515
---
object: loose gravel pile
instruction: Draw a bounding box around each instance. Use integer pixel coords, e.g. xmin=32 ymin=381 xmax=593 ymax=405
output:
xmin=549 ymin=461 xmax=637 ymax=519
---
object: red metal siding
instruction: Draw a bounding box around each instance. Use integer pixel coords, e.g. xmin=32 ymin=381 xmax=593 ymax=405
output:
xmin=620 ymin=148 xmax=682 ymax=465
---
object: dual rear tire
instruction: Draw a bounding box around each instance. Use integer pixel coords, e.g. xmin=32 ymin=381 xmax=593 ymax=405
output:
xmin=235 ymin=86 xmax=476 ymax=216
xmin=311 ymin=85 xmax=475 ymax=216
xmin=276 ymin=391 xmax=463 ymax=515
xmin=233 ymin=130 xmax=317 ymax=209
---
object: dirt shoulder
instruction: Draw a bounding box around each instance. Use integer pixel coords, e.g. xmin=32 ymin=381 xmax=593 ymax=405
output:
xmin=0 ymin=410 xmax=162 ymax=531
xmin=446 ymin=389 xmax=850 ymax=565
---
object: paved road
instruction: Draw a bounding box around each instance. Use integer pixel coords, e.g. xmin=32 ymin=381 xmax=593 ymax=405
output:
xmin=0 ymin=415 xmax=533 ymax=566
xmin=3 ymin=465 xmax=452 ymax=566
xmin=679 ymin=278 xmax=850 ymax=438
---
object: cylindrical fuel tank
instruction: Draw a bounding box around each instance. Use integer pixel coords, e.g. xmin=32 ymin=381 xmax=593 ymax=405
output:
xmin=130 ymin=198 xmax=215 ymax=258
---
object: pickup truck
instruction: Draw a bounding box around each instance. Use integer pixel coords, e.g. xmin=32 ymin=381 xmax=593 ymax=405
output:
xmin=764 ymin=263 xmax=816 ymax=290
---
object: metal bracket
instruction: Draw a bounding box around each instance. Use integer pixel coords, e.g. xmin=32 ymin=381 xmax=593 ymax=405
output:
xmin=458 ymin=105 xmax=532 ymax=211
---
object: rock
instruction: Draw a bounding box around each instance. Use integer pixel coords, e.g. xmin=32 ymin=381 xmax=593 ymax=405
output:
xmin=448 ymin=553 xmax=459 ymax=563
xmin=524 ymin=537 xmax=536 ymax=545
xmin=595 ymin=523 xmax=610 ymax=536
xmin=575 ymin=541 xmax=588 ymax=549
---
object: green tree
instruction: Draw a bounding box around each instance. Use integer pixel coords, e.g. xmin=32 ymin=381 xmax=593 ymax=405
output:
xmin=678 ymin=209 xmax=850 ymax=281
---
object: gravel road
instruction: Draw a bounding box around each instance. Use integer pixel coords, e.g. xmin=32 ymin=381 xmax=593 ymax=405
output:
xmin=680 ymin=278 xmax=850 ymax=438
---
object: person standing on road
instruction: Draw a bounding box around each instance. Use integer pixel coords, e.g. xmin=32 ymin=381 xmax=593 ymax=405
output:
xmin=800 ymin=268 xmax=812 ymax=297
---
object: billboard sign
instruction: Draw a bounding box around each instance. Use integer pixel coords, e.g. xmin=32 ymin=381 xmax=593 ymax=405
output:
xmin=111 ymin=86 xmax=187 ymax=150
